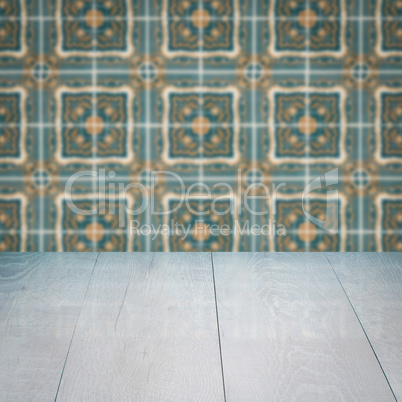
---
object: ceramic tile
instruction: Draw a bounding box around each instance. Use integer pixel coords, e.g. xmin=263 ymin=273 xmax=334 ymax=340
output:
xmin=0 ymin=0 xmax=402 ymax=251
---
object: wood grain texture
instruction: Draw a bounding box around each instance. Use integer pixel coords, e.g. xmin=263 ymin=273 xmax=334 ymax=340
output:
xmin=56 ymin=252 xmax=224 ymax=402
xmin=213 ymin=252 xmax=395 ymax=402
xmin=0 ymin=252 xmax=98 ymax=402
xmin=327 ymin=252 xmax=401 ymax=400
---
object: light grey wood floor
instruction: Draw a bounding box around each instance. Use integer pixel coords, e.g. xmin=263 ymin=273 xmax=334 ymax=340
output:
xmin=0 ymin=253 xmax=400 ymax=401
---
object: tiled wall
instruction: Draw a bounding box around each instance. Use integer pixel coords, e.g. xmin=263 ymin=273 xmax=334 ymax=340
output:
xmin=0 ymin=0 xmax=402 ymax=251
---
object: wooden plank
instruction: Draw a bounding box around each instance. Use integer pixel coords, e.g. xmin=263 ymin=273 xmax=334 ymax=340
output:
xmin=213 ymin=252 xmax=395 ymax=401
xmin=327 ymin=252 xmax=401 ymax=400
xmin=56 ymin=252 xmax=224 ymax=401
xmin=0 ymin=252 xmax=98 ymax=402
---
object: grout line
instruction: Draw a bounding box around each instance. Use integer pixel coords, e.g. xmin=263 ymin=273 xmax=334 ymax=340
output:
xmin=2 ymin=68 xmax=402 ymax=75
xmin=1 ymin=175 xmax=401 ymax=183
xmin=5 ymin=15 xmax=402 ymax=21
xmin=145 ymin=0 xmax=151 ymax=252
xmin=38 ymin=0 xmax=44 ymax=251
xmin=250 ymin=0 xmax=258 ymax=252
xmin=90 ymin=0 xmax=98 ymax=252
xmin=210 ymin=253 xmax=227 ymax=402
xmin=197 ymin=0 xmax=204 ymax=252
xmin=0 ymin=123 xmax=398 ymax=128
xmin=324 ymin=253 xmax=397 ymax=401
xmin=304 ymin=0 xmax=311 ymax=252
xmin=54 ymin=252 xmax=100 ymax=402
xmin=3 ymin=229 xmax=402 ymax=235
xmin=2 ymin=229 xmax=402 ymax=235
xmin=358 ymin=0 xmax=364 ymax=251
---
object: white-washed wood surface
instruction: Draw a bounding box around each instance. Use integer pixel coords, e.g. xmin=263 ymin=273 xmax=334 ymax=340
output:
xmin=0 ymin=252 xmax=399 ymax=402
xmin=0 ymin=252 xmax=98 ymax=402
xmin=327 ymin=252 xmax=401 ymax=400
xmin=212 ymin=252 xmax=395 ymax=401
xmin=56 ymin=252 xmax=224 ymax=402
